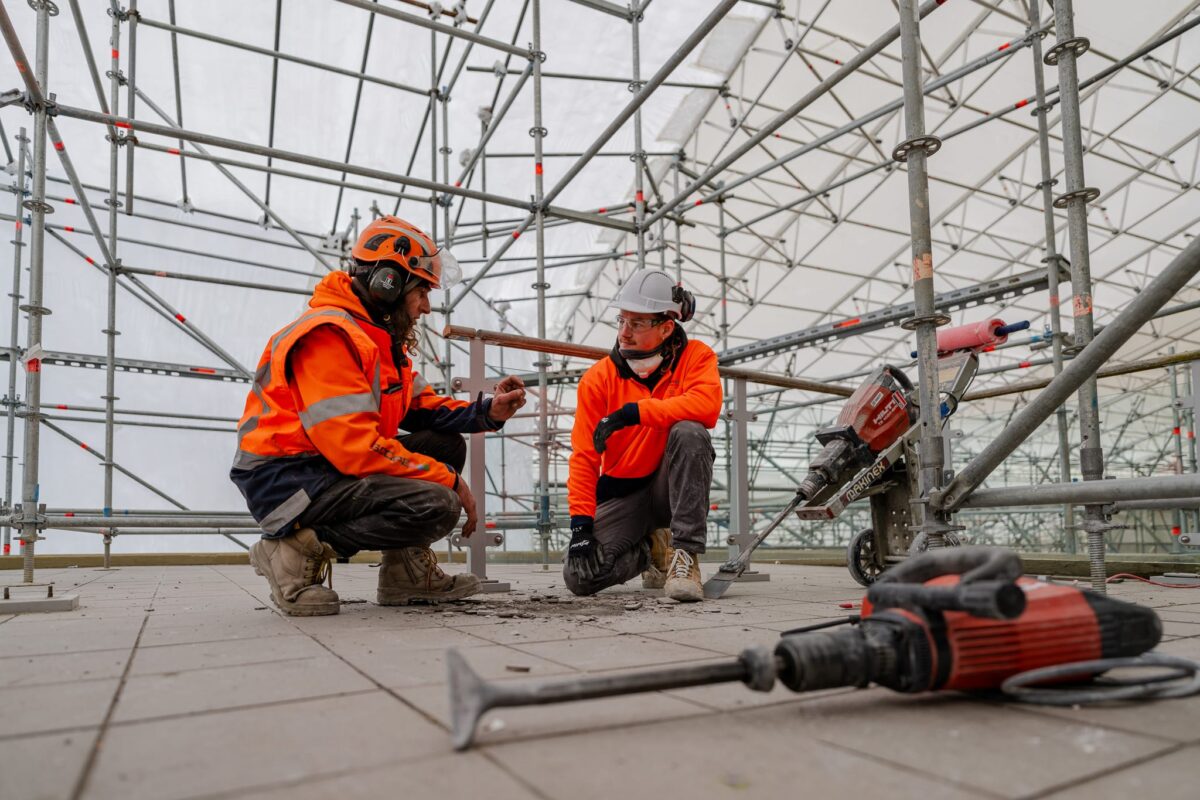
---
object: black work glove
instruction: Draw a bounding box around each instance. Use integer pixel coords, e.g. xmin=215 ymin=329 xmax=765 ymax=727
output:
xmin=567 ymin=516 xmax=606 ymax=581
xmin=593 ymin=402 xmax=640 ymax=454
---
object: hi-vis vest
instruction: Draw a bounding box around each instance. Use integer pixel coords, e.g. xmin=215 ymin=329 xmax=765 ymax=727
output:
xmin=231 ymin=274 xmax=465 ymax=535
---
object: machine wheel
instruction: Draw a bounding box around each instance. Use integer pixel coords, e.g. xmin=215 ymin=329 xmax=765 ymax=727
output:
xmin=847 ymin=528 xmax=884 ymax=587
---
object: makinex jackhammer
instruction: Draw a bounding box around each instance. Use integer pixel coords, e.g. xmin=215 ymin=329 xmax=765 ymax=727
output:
xmin=704 ymin=318 xmax=1029 ymax=598
xmin=447 ymin=548 xmax=1199 ymax=750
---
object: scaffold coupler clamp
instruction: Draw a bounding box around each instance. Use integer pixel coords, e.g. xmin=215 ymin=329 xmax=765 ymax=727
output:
xmin=29 ymin=0 xmax=60 ymax=17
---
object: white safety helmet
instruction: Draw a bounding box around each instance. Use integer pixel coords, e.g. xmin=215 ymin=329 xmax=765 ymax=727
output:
xmin=609 ymin=270 xmax=695 ymax=322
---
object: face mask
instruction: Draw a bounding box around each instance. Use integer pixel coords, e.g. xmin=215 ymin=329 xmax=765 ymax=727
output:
xmin=619 ymin=345 xmax=664 ymax=379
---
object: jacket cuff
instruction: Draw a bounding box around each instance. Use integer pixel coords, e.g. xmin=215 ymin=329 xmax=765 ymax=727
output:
xmin=481 ymin=397 xmax=505 ymax=430
xmin=570 ymin=515 xmax=594 ymax=530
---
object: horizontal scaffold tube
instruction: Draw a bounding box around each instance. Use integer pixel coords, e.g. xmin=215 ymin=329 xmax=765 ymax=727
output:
xmin=957 ymin=475 xmax=1200 ymax=509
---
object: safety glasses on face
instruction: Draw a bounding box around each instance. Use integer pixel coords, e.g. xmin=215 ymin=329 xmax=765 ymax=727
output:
xmin=615 ymin=315 xmax=665 ymax=332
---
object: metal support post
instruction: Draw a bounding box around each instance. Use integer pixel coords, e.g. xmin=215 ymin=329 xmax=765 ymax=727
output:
xmin=449 ymin=336 xmax=510 ymax=592
xmin=103 ymin=0 xmax=123 ymax=569
xmin=532 ymin=0 xmax=552 ymax=568
xmin=124 ymin=0 xmax=137 ymax=214
xmin=726 ymin=377 xmax=767 ymax=582
xmin=2 ymin=128 xmax=25 ymax=557
xmin=1169 ymin=355 xmax=1186 ymax=552
xmin=17 ymin=1 xmax=52 ymax=582
xmin=897 ymin=0 xmax=953 ymax=548
xmin=631 ymin=2 xmax=646 ymax=270
xmin=1028 ymin=0 xmax=1075 ymax=554
xmin=1052 ymin=0 xmax=1110 ymax=592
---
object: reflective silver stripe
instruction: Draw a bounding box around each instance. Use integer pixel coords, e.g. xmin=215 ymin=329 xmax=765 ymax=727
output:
xmin=231 ymin=448 xmax=275 ymax=471
xmin=298 ymin=391 xmax=378 ymax=429
xmin=260 ymin=488 xmax=312 ymax=533
xmin=372 ymin=361 xmax=381 ymax=406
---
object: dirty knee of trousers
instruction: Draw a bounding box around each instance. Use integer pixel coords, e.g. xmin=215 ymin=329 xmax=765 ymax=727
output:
xmin=667 ymin=420 xmax=713 ymax=453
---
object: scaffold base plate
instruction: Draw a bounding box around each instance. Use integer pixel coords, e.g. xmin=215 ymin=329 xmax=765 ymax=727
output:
xmin=478 ymin=579 xmax=511 ymax=593
xmin=0 ymin=593 xmax=80 ymax=613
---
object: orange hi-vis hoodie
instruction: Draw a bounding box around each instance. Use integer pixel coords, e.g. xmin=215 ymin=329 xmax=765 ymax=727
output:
xmin=568 ymin=338 xmax=722 ymax=519
xmin=231 ymin=271 xmax=499 ymax=534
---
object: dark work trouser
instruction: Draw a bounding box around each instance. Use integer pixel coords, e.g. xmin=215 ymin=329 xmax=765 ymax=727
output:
xmin=564 ymin=421 xmax=715 ymax=596
xmin=296 ymin=431 xmax=466 ymax=558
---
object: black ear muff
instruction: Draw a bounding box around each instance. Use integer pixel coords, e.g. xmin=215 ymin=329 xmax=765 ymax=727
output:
xmin=671 ymin=285 xmax=696 ymax=323
xmin=367 ymin=265 xmax=404 ymax=306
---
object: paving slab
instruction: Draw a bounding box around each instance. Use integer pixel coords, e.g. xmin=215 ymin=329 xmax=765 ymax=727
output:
xmin=232 ymin=752 xmax=540 ymax=800
xmin=0 ymin=647 xmax=130 ymax=689
xmin=113 ymin=655 xmax=376 ymax=723
xmin=129 ymin=633 xmax=330 ymax=676
xmin=84 ymin=691 xmax=446 ymax=800
xmin=735 ymin=690 xmax=1176 ymax=798
xmin=0 ymin=677 xmax=120 ymax=737
xmin=0 ymin=728 xmax=96 ymax=800
xmin=1039 ymin=744 xmax=1198 ymax=798
xmin=486 ymin=708 xmax=979 ymax=800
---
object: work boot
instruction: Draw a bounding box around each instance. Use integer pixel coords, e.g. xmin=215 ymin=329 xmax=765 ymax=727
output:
xmin=377 ymin=546 xmax=482 ymax=605
xmin=664 ymin=547 xmax=703 ymax=602
xmin=248 ymin=528 xmax=339 ymax=616
xmin=641 ymin=528 xmax=672 ymax=590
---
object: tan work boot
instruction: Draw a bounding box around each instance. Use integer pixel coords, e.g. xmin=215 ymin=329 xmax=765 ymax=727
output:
xmin=641 ymin=528 xmax=672 ymax=589
xmin=664 ymin=547 xmax=703 ymax=602
xmin=377 ymin=546 xmax=482 ymax=605
xmin=248 ymin=528 xmax=339 ymax=616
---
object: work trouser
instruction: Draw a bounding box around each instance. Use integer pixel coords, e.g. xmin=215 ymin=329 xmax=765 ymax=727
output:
xmin=295 ymin=431 xmax=466 ymax=558
xmin=564 ymin=421 xmax=715 ymax=596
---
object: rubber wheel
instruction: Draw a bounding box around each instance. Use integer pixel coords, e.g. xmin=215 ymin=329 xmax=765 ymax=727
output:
xmin=847 ymin=528 xmax=883 ymax=587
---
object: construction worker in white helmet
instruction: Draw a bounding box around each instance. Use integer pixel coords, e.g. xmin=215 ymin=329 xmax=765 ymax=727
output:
xmin=565 ymin=269 xmax=721 ymax=601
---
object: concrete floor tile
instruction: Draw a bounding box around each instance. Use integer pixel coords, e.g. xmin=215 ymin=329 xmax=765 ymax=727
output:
xmin=510 ymin=633 xmax=717 ymax=671
xmin=0 ymin=727 xmax=96 ymax=800
xmin=84 ymin=691 xmax=447 ymax=800
xmin=445 ymin=617 xmax=620 ymax=646
xmin=138 ymin=610 xmax=297 ymax=647
xmin=738 ymin=690 xmax=1174 ymax=798
xmin=0 ymin=648 xmax=130 ymax=688
xmin=1038 ymin=743 xmax=1197 ymax=798
xmin=130 ymin=634 xmax=330 ymax=675
xmin=232 ymin=752 xmax=539 ymax=800
xmin=310 ymin=623 xmax=491 ymax=652
xmin=113 ymin=655 xmax=375 ymax=722
xmin=487 ymin=711 xmax=977 ymax=800
xmin=0 ymin=617 xmax=142 ymax=657
xmin=399 ymin=677 xmax=710 ymax=748
xmin=641 ymin=622 xmax=785 ymax=656
xmin=0 ymin=678 xmax=120 ymax=737
xmin=349 ymin=642 xmax=574 ymax=689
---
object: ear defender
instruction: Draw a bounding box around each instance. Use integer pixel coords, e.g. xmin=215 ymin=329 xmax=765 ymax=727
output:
xmin=367 ymin=264 xmax=404 ymax=306
xmin=671 ymin=285 xmax=696 ymax=323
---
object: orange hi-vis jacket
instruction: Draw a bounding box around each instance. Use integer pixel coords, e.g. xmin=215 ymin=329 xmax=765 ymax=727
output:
xmin=568 ymin=339 xmax=722 ymax=519
xmin=231 ymin=271 xmax=495 ymax=535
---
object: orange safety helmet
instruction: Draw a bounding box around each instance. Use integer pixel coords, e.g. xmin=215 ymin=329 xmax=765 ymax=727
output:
xmin=350 ymin=216 xmax=461 ymax=291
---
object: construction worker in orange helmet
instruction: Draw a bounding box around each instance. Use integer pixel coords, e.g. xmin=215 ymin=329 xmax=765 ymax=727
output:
xmin=565 ymin=270 xmax=721 ymax=602
xmin=231 ymin=216 xmax=526 ymax=616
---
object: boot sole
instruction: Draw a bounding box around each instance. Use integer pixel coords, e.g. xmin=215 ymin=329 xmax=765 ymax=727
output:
xmin=249 ymin=545 xmax=340 ymax=617
xmin=377 ymin=581 xmax=482 ymax=606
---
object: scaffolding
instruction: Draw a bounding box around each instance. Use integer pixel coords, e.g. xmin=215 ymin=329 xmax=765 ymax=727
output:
xmin=0 ymin=0 xmax=1198 ymax=591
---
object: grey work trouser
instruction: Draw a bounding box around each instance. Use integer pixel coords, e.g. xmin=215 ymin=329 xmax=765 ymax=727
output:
xmin=564 ymin=421 xmax=715 ymax=596
xmin=296 ymin=431 xmax=465 ymax=558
